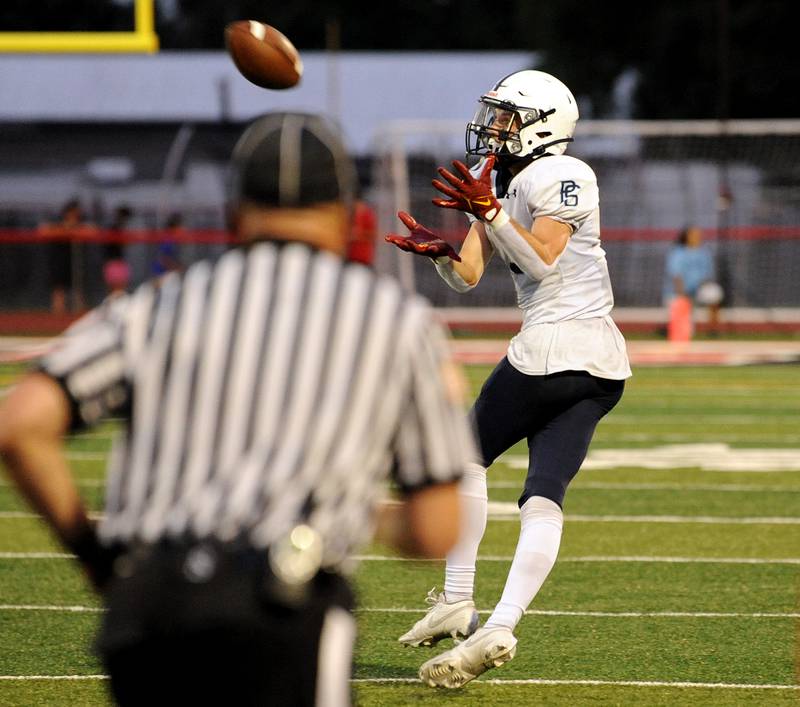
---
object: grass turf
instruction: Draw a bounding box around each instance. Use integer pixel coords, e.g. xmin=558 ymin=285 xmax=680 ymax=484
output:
xmin=0 ymin=362 xmax=798 ymax=705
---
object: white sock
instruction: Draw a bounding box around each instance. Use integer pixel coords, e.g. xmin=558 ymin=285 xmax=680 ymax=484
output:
xmin=484 ymin=495 xmax=563 ymax=631
xmin=443 ymin=462 xmax=487 ymax=602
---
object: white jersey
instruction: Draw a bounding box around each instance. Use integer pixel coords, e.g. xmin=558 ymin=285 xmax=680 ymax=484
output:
xmin=471 ymin=154 xmax=631 ymax=380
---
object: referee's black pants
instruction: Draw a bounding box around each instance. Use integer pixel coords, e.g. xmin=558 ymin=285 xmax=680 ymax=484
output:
xmin=472 ymin=358 xmax=625 ymax=508
xmin=97 ymin=541 xmax=355 ymax=706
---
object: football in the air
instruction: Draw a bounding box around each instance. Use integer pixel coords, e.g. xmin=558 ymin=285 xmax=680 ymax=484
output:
xmin=224 ymin=20 xmax=303 ymax=90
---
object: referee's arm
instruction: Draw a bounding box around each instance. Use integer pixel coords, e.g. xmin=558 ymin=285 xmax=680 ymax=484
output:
xmin=0 ymin=298 xmax=134 ymax=588
xmin=0 ymin=372 xmax=95 ymax=565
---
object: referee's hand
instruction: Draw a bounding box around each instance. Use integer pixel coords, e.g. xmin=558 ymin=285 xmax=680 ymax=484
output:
xmin=385 ymin=212 xmax=461 ymax=262
xmin=65 ymin=521 xmax=118 ymax=592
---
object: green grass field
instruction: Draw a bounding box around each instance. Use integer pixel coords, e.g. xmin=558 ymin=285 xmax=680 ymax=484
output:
xmin=1 ymin=362 xmax=799 ymax=705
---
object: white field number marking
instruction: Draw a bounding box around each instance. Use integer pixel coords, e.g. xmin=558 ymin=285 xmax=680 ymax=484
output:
xmin=502 ymin=444 xmax=800 ymax=472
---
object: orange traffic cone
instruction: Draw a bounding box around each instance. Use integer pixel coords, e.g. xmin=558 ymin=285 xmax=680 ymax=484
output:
xmin=668 ymin=295 xmax=693 ymax=342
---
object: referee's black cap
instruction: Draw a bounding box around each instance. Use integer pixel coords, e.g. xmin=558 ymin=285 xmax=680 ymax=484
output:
xmin=229 ymin=112 xmax=356 ymax=208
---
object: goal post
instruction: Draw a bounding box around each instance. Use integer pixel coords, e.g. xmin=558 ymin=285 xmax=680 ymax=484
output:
xmin=0 ymin=0 xmax=158 ymax=53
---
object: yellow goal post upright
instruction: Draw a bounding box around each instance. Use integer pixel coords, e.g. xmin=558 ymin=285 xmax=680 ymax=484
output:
xmin=0 ymin=0 xmax=159 ymax=53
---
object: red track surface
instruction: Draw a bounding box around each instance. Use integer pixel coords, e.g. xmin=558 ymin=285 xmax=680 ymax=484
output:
xmin=448 ymin=339 xmax=800 ymax=367
xmin=2 ymin=334 xmax=798 ymax=367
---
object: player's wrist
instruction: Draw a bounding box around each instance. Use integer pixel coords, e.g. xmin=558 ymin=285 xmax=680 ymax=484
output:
xmin=433 ymin=255 xmax=452 ymax=266
xmin=483 ymin=206 xmax=510 ymax=229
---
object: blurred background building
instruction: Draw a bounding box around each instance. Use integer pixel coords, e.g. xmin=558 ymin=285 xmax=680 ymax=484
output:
xmin=0 ymin=0 xmax=798 ymax=331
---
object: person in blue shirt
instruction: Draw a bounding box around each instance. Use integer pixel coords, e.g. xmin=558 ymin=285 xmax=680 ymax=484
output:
xmin=664 ymin=226 xmax=723 ymax=334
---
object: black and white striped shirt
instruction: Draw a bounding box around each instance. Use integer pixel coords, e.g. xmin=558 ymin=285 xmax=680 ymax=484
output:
xmin=41 ymin=242 xmax=475 ymax=569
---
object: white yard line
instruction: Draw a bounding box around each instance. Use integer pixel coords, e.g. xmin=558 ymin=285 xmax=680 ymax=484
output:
xmin=355 ymin=607 xmax=800 ymax=619
xmin=0 ymin=605 xmax=103 ymax=613
xmin=6 ymin=479 xmax=799 ymax=492
xmin=486 ymin=503 xmax=800 ymax=523
xmin=3 ymin=508 xmax=798 ymax=525
xmin=0 ymin=675 xmax=109 ymax=681
xmin=0 ymin=553 xmax=75 ymax=558
xmin=4 ymin=605 xmax=797 ymax=619
xmin=510 ymin=513 xmax=800 ymax=525
xmin=63 ymin=452 xmax=108 ymax=461
xmin=602 ymin=415 xmax=800 ymax=425
xmin=577 ymin=481 xmax=800 ymax=492
xmin=1 ymin=675 xmax=795 ymax=689
xmin=556 ymin=515 xmax=800 ymax=525
xmin=351 ymin=555 xmax=800 ymax=565
xmin=500 ymin=447 xmax=800 ymax=472
xmin=7 ymin=478 xmax=797 ymax=493
xmin=489 ymin=481 xmax=800 ymax=492
xmin=351 ymin=677 xmax=800 ymax=690
xmin=3 ymin=552 xmax=799 ymax=565
xmin=606 ymin=433 xmax=800 ymax=444
xmin=0 ymin=512 xmax=104 ymax=520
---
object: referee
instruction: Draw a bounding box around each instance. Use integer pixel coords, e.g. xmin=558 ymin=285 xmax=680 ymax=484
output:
xmin=0 ymin=112 xmax=474 ymax=706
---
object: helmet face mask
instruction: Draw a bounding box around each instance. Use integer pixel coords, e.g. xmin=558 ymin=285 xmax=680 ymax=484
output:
xmin=466 ymin=70 xmax=579 ymax=161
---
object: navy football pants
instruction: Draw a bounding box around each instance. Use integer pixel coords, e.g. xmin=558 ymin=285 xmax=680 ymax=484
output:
xmin=471 ymin=358 xmax=625 ymax=508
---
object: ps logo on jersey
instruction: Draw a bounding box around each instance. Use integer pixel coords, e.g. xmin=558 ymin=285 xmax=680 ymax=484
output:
xmin=560 ymin=180 xmax=580 ymax=206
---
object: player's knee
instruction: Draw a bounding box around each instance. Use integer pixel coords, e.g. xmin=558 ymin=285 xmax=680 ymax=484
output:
xmin=519 ymin=477 xmax=567 ymax=509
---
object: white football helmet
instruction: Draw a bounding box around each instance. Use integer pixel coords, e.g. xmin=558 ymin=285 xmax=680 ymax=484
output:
xmin=466 ymin=70 xmax=579 ymax=160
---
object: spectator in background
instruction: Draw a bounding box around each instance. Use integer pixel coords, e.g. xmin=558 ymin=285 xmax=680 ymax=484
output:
xmin=663 ymin=226 xmax=724 ymax=336
xmin=345 ymin=164 xmax=378 ymax=266
xmin=103 ymin=205 xmax=132 ymax=299
xmin=40 ymin=199 xmax=94 ymax=314
xmin=151 ymin=212 xmax=184 ymax=279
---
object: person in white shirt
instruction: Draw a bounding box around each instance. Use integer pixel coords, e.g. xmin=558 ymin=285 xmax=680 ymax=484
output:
xmin=385 ymin=70 xmax=632 ymax=688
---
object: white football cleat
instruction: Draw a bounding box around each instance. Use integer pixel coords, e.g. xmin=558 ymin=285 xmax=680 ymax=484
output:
xmin=418 ymin=626 xmax=517 ymax=688
xmin=397 ymin=587 xmax=479 ymax=647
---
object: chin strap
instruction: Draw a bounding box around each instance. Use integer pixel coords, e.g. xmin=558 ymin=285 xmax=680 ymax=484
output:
xmin=529 ymin=137 xmax=574 ymax=157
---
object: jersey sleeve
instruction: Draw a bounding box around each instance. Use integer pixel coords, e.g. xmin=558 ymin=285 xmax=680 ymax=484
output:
xmin=522 ymin=159 xmax=599 ymax=231
xmin=390 ymin=303 xmax=477 ymax=492
xmin=37 ymin=295 xmax=135 ymax=430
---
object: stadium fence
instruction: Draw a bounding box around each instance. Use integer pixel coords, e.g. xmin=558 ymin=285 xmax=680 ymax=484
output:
xmin=370 ymin=119 xmax=800 ymax=330
xmin=0 ymin=120 xmax=798 ymax=334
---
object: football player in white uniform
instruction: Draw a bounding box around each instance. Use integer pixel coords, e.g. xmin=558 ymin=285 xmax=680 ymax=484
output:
xmin=386 ymin=70 xmax=632 ymax=688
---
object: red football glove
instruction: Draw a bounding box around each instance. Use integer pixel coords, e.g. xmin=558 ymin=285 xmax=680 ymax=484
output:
xmin=432 ymin=154 xmax=504 ymax=224
xmin=384 ymin=211 xmax=461 ymax=262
